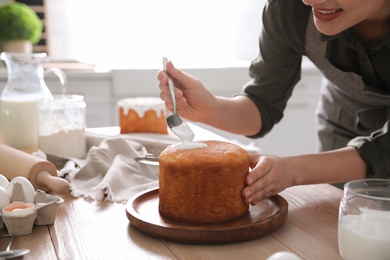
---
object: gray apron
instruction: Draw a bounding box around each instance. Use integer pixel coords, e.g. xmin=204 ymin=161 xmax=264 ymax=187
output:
xmin=304 ymin=14 xmax=390 ymax=188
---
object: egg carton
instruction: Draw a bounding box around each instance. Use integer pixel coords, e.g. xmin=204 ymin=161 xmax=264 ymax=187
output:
xmin=0 ymin=181 xmax=63 ymax=236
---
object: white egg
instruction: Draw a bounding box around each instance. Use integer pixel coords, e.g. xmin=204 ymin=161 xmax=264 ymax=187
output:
xmin=0 ymin=174 xmax=9 ymax=189
xmin=7 ymin=176 xmax=36 ymax=203
xmin=2 ymin=201 xmax=36 ymax=217
xmin=267 ymin=251 xmax=301 ymax=260
xmin=0 ymin=186 xmax=11 ymax=209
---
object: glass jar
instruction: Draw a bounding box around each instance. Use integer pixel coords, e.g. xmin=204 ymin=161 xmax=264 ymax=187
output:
xmin=338 ymin=179 xmax=390 ymax=260
xmin=37 ymin=94 xmax=87 ymax=158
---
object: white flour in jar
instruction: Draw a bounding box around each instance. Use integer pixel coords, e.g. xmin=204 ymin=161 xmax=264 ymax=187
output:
xmin=39 ymin=128 xmax=86 ymax=158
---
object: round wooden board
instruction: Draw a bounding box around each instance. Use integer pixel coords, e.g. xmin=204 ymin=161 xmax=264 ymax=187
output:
xmin=126 ymin=188 xmax=288 ymax=244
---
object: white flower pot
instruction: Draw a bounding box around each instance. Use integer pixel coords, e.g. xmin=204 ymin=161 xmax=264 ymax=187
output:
xmin=0 ymin=40 xmax=33 ymax=53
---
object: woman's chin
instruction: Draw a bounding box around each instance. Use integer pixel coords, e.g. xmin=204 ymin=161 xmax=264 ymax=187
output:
xmin=314 ymin=21 xmax=345 ymax=36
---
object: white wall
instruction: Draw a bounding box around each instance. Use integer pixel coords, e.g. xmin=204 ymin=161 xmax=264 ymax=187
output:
xmin=45 ymin=0 xmax=265 ymax=68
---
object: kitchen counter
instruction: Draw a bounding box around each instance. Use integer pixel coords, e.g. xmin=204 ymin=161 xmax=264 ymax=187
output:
xmin=0 ymin=184 xmax=343 ymax=259
xmin=0 ymin=125 xmax=342 ymax=260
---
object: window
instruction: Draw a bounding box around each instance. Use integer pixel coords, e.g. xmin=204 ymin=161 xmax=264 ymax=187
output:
xmin=44 ymin=0 xmax=265 ymax=68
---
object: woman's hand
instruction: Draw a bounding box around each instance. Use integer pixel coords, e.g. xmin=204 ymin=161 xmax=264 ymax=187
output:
xmin=243 ymin=153 xmax=295 ymax=205
xmin=242 ymin=147 xmax=367 ymax=205
xmin=157 ymin=59 xmax=262 ymax=136
xmin=157 ymin=60 xmax=217 ymax=123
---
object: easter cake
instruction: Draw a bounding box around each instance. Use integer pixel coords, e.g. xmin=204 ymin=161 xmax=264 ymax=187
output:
xmin=158 ymin=140 xmax=250 ymax=224
xmin=118 ymin=97 xmax=168 ymax=134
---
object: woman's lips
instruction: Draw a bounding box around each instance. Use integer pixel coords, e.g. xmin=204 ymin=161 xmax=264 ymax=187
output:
xmin=313 ymin=7 xmax=342 ymax=22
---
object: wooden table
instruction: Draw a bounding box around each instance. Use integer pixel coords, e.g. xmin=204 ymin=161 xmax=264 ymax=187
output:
xmin=0 ymin=126 xmax=344 ymax=259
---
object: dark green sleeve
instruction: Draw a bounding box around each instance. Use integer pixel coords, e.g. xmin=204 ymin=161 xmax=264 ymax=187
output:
xmin=238 ymin=0 xmax=311 ymax=138
xmin=348 ymin=120 xmax=390 ymax=178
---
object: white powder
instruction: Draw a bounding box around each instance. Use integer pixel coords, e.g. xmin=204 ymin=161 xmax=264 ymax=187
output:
xmin=39 ymin=128 xmax=86 ymax=158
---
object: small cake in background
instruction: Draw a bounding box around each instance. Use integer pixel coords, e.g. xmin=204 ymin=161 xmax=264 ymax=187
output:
xmin=118 ymin=97 xmax=168 ymax=134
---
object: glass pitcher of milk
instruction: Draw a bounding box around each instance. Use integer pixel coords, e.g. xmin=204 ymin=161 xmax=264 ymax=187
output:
xmin=338 ymin=179 xmax=390 ymax=260
xmin=0 ymin=52 xmax=65 ymax=151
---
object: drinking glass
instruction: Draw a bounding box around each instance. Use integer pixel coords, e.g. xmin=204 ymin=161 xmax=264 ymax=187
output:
xmin=338 ymin=179 xmax=390 ymax=260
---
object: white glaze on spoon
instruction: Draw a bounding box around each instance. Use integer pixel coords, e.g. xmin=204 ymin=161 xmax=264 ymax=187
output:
xmin=170 ymin=123 xmax=194 ymax=143
xmin=170 ymin=123 xmax=207 ymax=150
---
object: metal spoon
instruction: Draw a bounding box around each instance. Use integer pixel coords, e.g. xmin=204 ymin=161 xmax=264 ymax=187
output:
xmin=134 ymin=153 xmax=159 ymax=166
xmin=162 ymin=57 xmax=194 ymax=142
xmin=0 ymin=235 xmax=30 ymax=259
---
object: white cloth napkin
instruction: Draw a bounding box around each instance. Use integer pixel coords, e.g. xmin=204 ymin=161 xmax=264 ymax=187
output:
xmin=61 ymin=132 xmax=178 ymax=202
xmin=53 ymin=129 xmax=256 ymax=203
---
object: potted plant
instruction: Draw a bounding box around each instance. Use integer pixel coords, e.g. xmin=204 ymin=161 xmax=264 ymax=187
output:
xmin=0 ymin=2 xmax=43 ymax=53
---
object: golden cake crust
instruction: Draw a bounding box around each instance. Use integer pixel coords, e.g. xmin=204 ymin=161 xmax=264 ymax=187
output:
xmin=119 ymin=108 xmax=167 ymax=134
xmin=158 ymin=140 xmax=250 ymax=224
xmin=118 ymin=98 xmax=168 ymax=134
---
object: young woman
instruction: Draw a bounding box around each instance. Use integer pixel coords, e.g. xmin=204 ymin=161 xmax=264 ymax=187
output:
xmin=157 ymin=0 xmax=390 ymax=205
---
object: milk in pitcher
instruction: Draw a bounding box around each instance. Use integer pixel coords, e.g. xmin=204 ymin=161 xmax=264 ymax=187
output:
xmin=0 ymin=96 xmax=41 ymax=149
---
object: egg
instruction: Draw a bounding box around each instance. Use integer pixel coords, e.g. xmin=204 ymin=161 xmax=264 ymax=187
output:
xmin=266 ymin=251 xmax=301 ymax=260
xmin=0 ymin=174 xmax=9 ymax=189
xmin=2 ymin=201 xmax=36 ymax=217
xmin=0 ymin=186 xmax=11 ymax=209
xmin=7 ymin=176 xmax=36 ymax=203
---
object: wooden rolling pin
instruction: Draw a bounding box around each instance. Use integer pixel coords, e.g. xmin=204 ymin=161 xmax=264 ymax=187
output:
xmin=0 ymin=144 xmax=70 ymax=194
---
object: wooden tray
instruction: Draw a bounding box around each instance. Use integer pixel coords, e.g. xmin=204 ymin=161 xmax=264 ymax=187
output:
xmin=126 ymin=188 xmax=288 ymax=244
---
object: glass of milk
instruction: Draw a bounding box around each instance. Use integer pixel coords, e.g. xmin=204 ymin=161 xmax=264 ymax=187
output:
xmin=338 ymin=179 xmax=390 ymax=260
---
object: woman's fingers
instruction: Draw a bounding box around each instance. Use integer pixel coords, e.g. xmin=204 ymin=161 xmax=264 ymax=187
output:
xmin=243 ymin=155 xmax=286 ymax=205
xmin=159 ymin=83 xmax=187 ymax=112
